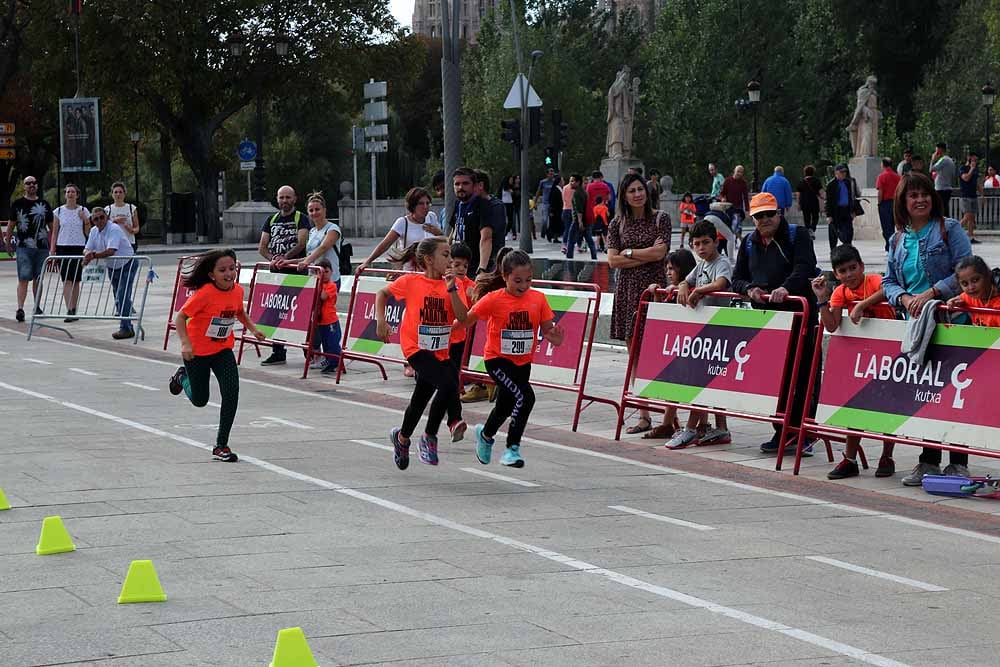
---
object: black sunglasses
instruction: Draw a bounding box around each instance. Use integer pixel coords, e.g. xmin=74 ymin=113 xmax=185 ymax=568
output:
xmin=752 ymin=211 xmax=777 ymax=221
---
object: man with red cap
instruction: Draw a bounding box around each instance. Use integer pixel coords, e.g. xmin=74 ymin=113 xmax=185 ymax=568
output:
xmin=732 ymin=192 xmax=821 ymax=456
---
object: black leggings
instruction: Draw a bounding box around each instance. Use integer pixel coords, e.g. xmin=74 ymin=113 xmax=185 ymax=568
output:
xmin=484 ymin=358 xmax=534 ymax=445
xmin=401 ymin=350 xmax=462 ymax=438
xmin=183 ymin=348 xmax=240 ymax=448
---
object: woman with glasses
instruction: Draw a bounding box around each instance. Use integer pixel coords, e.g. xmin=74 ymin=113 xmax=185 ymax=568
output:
xmin=50 ymin=184 xmax=91 ymax=321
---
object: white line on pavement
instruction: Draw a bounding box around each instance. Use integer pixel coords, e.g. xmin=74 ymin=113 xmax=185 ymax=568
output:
xmin=22 ymin=357 xmax=52 ymax=365
xmin=122 ymin=382 xmax=159 ymax=392
xmin=5 ymin=326 xmax=1000 ymax=547
xmin=0 ymin=379 xmax=912 ymax=667
xmin=0 ymin=350 xmax=8 ymax=355
xmin=352 ymin=439 xmax=393 ymax=451
xmin=805 ymin=556 xmax=948 ymax=592
xmin=459 ymin=468 xmax=541 ymax=487
xmin=69 ymin=368 xmax=98 ymax=376
xmin=609 ymin=505 xmax=716 ymax=531
xmin=260 ymin=416 xmax=313 ymax=430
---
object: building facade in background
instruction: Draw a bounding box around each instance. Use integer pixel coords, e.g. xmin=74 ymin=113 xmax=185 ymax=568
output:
xmin=411 ymin=0 xmax=502 ymax=43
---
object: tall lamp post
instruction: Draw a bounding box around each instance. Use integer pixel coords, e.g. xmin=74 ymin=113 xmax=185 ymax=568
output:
xmin=129 ymin=131 xmax=140 ymax=203
xmin=747 ymin=79 xmax=761 ymax=192
xmin=983 ymin=83 xmax=996 ymax=171
xmin=227 ymin=32 xmax=290 ymax=202
xmin=516 ymin=46 xmax=543 ymax=254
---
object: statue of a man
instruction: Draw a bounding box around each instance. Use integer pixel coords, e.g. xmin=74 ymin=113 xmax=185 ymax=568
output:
xmin=606 ymin=66 xmax=634 ymax=159
xmin=847 ymin=75 xmax=880 ymax=158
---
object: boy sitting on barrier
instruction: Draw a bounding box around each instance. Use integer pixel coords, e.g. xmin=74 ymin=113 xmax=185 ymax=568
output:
xmin=811 ymin=244 xmax=897 ymax=479
xmin=662 ymin=221 xmax=733 ymax=449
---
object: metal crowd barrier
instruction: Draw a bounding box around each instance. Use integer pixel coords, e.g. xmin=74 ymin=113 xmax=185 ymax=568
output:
xmin=27 ymin=255 xmax=153 ymax=344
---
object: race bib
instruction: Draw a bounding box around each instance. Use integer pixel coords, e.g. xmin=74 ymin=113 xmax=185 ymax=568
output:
xmin=500 ymin=329 xmax=534 ymax=356
xmin=206 ymin=317 xmax=236 ymax=339
xmin=418 ymin=324 xmax=450 ymax=351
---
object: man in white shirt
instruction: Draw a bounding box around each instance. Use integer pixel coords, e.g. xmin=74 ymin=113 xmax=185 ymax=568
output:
xmin=84 ymin=208 xmax=137 ymax=339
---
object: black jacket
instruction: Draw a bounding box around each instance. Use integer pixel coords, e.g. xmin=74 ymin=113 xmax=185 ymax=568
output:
xmin=824 ymin=176 xmax=860 ymax=218
xmin=731 ymin=218 xmax=819 ymax=321
xmin=448 ymin=196 xmax=488 ymax=269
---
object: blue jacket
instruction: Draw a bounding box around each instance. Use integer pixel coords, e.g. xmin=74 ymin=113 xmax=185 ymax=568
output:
xmin=761 ymin=172 xmax=794 ymax=209
xmin=882 ymin=217 xmax=971 ymax=306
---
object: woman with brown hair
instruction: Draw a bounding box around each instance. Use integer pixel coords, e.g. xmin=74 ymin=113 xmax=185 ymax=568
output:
xmin=356 ymin=187 xmax=442 ymax=274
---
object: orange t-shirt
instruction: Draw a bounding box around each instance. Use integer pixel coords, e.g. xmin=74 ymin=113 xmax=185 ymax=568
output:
xmin=180 ymin=283 xmax=246 ymax=356
xmin=593 ymin=204 xmax=609 ymax=226
xmin=450 ymin=275 xmax=475 ymax=344
xmin=387 ymin=273 xmax=456 ymax=361
xmin=317 ymin=281 xmax=339 ymax=325
xmin=959 ymin=291 xmax=1000 ymax=327
xmin=469 ymin=288 xmax=555 ymax=365
xmin=679 ymin=201 xmax=696 ymax=225
xmin=830 ymin=274 xmax=895 ymax=320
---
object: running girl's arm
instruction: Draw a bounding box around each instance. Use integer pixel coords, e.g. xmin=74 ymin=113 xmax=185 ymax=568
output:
xmin=236 ymin=306 xmax=267 ymax=341
xmin=174 ymin=312 xmax=194 ymax=361
xmin=540 ymin=319 xmax=564 ymax=346
xmin=375 ymin=286 xmax=392 ymax=341
xmin=849 ymin=288 xmax=886 ymax=324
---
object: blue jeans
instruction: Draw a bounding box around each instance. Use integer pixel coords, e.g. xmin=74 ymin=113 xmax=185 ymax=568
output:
xmin=108 ymin=260 xmax=137 ymax=332
xmin=560 ymin=210 xmax=573 ymax=243
xmin=312 ymin=320 xmax=342 ymax=365
xmin=566 ymin=223 xmax=597 ymax=259
xmin=878 ymin=200 xmax=894 ymax=251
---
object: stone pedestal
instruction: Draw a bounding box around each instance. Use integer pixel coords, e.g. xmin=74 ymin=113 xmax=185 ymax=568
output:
xmin=600 ymin=156 xmax=644 ymax=193
xmin=222 ymin=201 xmax=278 ymax=244
xmin=852 ymin=189 xmax=883 ymax=241
xmin=849 ymin=156 xmax=882 ymax=190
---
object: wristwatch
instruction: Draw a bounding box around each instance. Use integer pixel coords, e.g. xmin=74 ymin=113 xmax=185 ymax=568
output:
xmin=624 ymin=248 xmax=634 ymax=258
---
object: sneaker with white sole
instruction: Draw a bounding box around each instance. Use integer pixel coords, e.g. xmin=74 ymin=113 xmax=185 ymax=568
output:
xmin=665 ymin=428 xmax=699 ymax=450
xmin=942 ymin=463 xmax=971 ymax=478
xmin=418 ymin=434 xmax=439 ymax=465
xmin=500 ymin=444 xmax=524 ymax=468
xmin=309 ymin=357 xmax=328 ymax=370
xmin=449 ymin=419 xmax=467 ymax=442
xmin=212 ymin=446 xmax=238 ymax=463
xmin=474 ymin=424 xmax=494 ymax=465
xmin=391 ymin=428 xmax=410 ymax=470
xmin=901 ymin=462 xmax=942 ymax=486
xmin=698 ymin=428 xmax=731 ymax=445
xmin=261 ymin=352 xmax=286 ymax=366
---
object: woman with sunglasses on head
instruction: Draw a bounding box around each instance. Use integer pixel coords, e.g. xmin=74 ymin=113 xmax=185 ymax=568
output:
xmin=50 ymin=184 xmax=91 ymax=322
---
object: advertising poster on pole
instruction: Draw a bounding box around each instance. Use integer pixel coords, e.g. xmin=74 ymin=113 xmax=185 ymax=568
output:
xmin=343 ymin=275 xmax=407 ymax=360
xmin=817 ymin=318 xmax=1000 ymax=452
xmin=59 ymin=97 xmax=102 ymax=172
xmin=246 ymin=271 xmax=318 ymax=346
xmin=630 ymin=302 xmax=796 ymax=417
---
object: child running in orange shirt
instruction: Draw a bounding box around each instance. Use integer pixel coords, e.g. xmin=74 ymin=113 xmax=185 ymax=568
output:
xmin=949 ymin=256 xmax=1000 ymax=326
xmin=458 ymin=250 xmax=564 ymax=468
xmin=811 ymin=244 xmax=897 ymax=479
xmin=169 ymin=249 xmax=266 ymax=462
xmin=311 ymin=258 xmax=342 ymax=375
xmin=376 ymin=237 xmax=468 ymax=469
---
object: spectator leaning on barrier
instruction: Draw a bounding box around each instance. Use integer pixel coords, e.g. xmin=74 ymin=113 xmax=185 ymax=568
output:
xmin=5 ymin=175 xmax=53 ymax=323
xmin=732 ymin=192 xmax=821 ymax=457
xmin=357 ymin=187 xmax=441 ymax=274
xmin=295 ymin=193 xmax=343 ymax=286
xmin=82 ymin=207 xmax=137 ymax=340
xmin=880 ymin=172 xmax=972 ymax=486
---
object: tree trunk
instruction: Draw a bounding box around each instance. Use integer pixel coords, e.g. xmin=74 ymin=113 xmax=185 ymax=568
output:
xmin=159 ymin=131 xmax=172 ymax=242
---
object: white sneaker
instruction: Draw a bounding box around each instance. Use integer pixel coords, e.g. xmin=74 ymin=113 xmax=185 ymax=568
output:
xmin=942 ymin=463 xmax=970 ymax=478
xmin=665 ymin=428 xmax=699 ymax=449
xmin=699 ymin=428 xmax=732 ymax=445
xmin=309 ymin=357 xmax=328 ymax=370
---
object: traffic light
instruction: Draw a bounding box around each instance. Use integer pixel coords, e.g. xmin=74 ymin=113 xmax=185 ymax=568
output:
xmin=551 ymin=109 xmax=562 ymax=153
xmin=528 ymin=107 xmax=543 ymax=146
xmin=544 ymin=147 xmax=554 ymax=168
xmin=500 ymin=118 xmax=521 ymax=146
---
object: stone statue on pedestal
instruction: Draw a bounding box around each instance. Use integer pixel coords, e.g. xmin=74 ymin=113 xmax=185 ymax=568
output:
xmin=847 ymin=76 xmax=880 ymax=158
xmin=606 ymin=66 xmax=640 ymax=160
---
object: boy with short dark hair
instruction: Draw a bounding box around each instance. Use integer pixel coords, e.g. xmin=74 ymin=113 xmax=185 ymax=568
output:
xmin=312 ymin=258 xmax=342 ymax=374
xmin=666 ymin=220 xmax=732 ymax=448
xmin=811 ymin=244 xmax=896 ymax=478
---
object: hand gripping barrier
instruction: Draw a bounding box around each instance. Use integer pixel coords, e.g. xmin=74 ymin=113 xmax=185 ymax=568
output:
xmin=28 ymin=255 xmax=154 ymax=344
xmin=236 ymin=262 xmax=323 ymax=379
xmin=460 ymin=279 xmax=620 ymax=431
xmin=796 ymin=300 xmax=1000 ymax=475
xmin=163 ymin=255 xmax=243 ymax=349
xmin=617 ymin=290 xmax=824 ymax=468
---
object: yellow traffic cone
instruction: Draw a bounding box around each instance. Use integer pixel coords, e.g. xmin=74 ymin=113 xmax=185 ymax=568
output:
xmin=117 ymin=560 xmax=167 ymax=604
xmin=269 ymin=627 xmax=319 ymax=667
xmin=36 ymin=516 xmax=75 ymax=555
xmin=0 ymin=486 xmax=10 ymax=511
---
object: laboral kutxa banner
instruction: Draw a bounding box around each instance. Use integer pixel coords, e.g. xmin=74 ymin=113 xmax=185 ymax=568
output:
xmin=247 ymin=271 xmax=318 ymax=345
xmin=631 ymin=302 xmax=796 ymax=416
xmin=344 ymin=275 xmax=406 ymax=360
xmin=817 ymin=318 xmax=999 ymax=451
xmin=467 ymin=291 xmax=593 ymax=386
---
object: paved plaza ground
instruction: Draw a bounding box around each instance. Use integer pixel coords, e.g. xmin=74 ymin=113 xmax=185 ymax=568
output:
xmin=1 ymin=229 xmax=1000 ymax=665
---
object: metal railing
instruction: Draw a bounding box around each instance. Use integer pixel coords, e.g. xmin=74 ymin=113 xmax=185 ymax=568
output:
xmin=948 ymin=191 xmax=1000 ymax=228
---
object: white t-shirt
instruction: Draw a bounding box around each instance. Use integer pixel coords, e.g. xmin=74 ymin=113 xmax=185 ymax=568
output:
xmin=306 ymin=221 xmax=342 ymax=282
xmin=985 ymin=175 xmax=1000 ymax=189
xmin=85 ymin=223 xmax=134 ymax=268
xmin=106 ymin=203 xmax=136 ymax=244
xmin=501 ymin=189 xmax=513 ymax=204
xmin=54 ymin=205 xmax=91 ymax=246
xmin=390 ymin=211 xmax=439 ymax=248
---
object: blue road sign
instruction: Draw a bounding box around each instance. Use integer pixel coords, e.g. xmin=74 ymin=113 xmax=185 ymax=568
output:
xmin=238 ymin=140 xmax=257 ymax=161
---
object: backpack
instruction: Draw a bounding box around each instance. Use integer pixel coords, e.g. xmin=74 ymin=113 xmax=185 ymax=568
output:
xmin=743 ymin=224 xmax=821 ymax=277
xmin=331 ymin=226 xmax=353 ymax=277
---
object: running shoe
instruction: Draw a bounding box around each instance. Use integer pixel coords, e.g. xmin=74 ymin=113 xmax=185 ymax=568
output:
xmin=168 ymin=366 xmax=187 ymax=396
xmin=474 ymin=424 xmax=494 ymax=465
xmin=449 ymin=419 xmax=467 ymax=442
xmin=500 ymin=444 xmax=524 ymax=468
xmin=309 ymin=357 xmax=328 ymax=370
xmin=320 ymin=361 xmax=339 ymax=375
xmin=665 ymin=428 xmax=699 ymax=450
xmin=418 ymin=434 xmax=439 ymax=465
xmin=874 ymin=456 xmax=895 ymax=478
xmin=15 ymin=308 xmax=24 ymax=322
xmin=827 ymin=456 xmax=860 ymax=480
xmin=212 ymin=446 xmax=238 ymax=463
xmin=698 ymin=428 xmax=732 ymax=445
xmin=760 ymin=436 xmax=814 ymax=457
xmin=391 ymin=427 xmax=410 ymax=470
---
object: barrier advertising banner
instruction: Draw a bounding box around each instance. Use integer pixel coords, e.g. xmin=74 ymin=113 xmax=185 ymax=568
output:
xmin=817 ymin=318 xmax=999 ymax=452
xmin=631 ymin=302 xmax=796 ymax=417
xmin=246 ymin=271 xmax=318 ymax=346
xmin=467 ymin=291 xmax=592 ymax=385
xmin=343 ymin=275 xmax=407 ymax=360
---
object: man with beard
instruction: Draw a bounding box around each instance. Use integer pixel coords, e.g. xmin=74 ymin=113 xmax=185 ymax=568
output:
xmin=4 ymin=176 xmax=53 ymax=322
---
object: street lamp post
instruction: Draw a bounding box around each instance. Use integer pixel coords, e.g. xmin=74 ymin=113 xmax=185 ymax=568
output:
xmin=983 ymin=83 xmax=996 ymax=171
xmin=227 ymin=31 xmax=289 ymax=202
xmin=747 ymin=80 xmax=761 ymax=192
xmin=518 ymin=48 xmax=543 ymax=254
xmin=129 ymin=131 xmax=140 ymax=203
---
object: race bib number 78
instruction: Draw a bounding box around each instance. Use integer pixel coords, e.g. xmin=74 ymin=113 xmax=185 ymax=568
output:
xmin=418 ymin=324 xmax=450 ymax=351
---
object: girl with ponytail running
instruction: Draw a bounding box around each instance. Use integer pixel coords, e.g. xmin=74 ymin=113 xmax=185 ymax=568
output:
xmin=458 ymin=250 xmax=563 ymax=468
xmin=169 ymin=249 xmax=266 ymax=462
xmin=376 ymin=237 xmax=468 ymax=469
